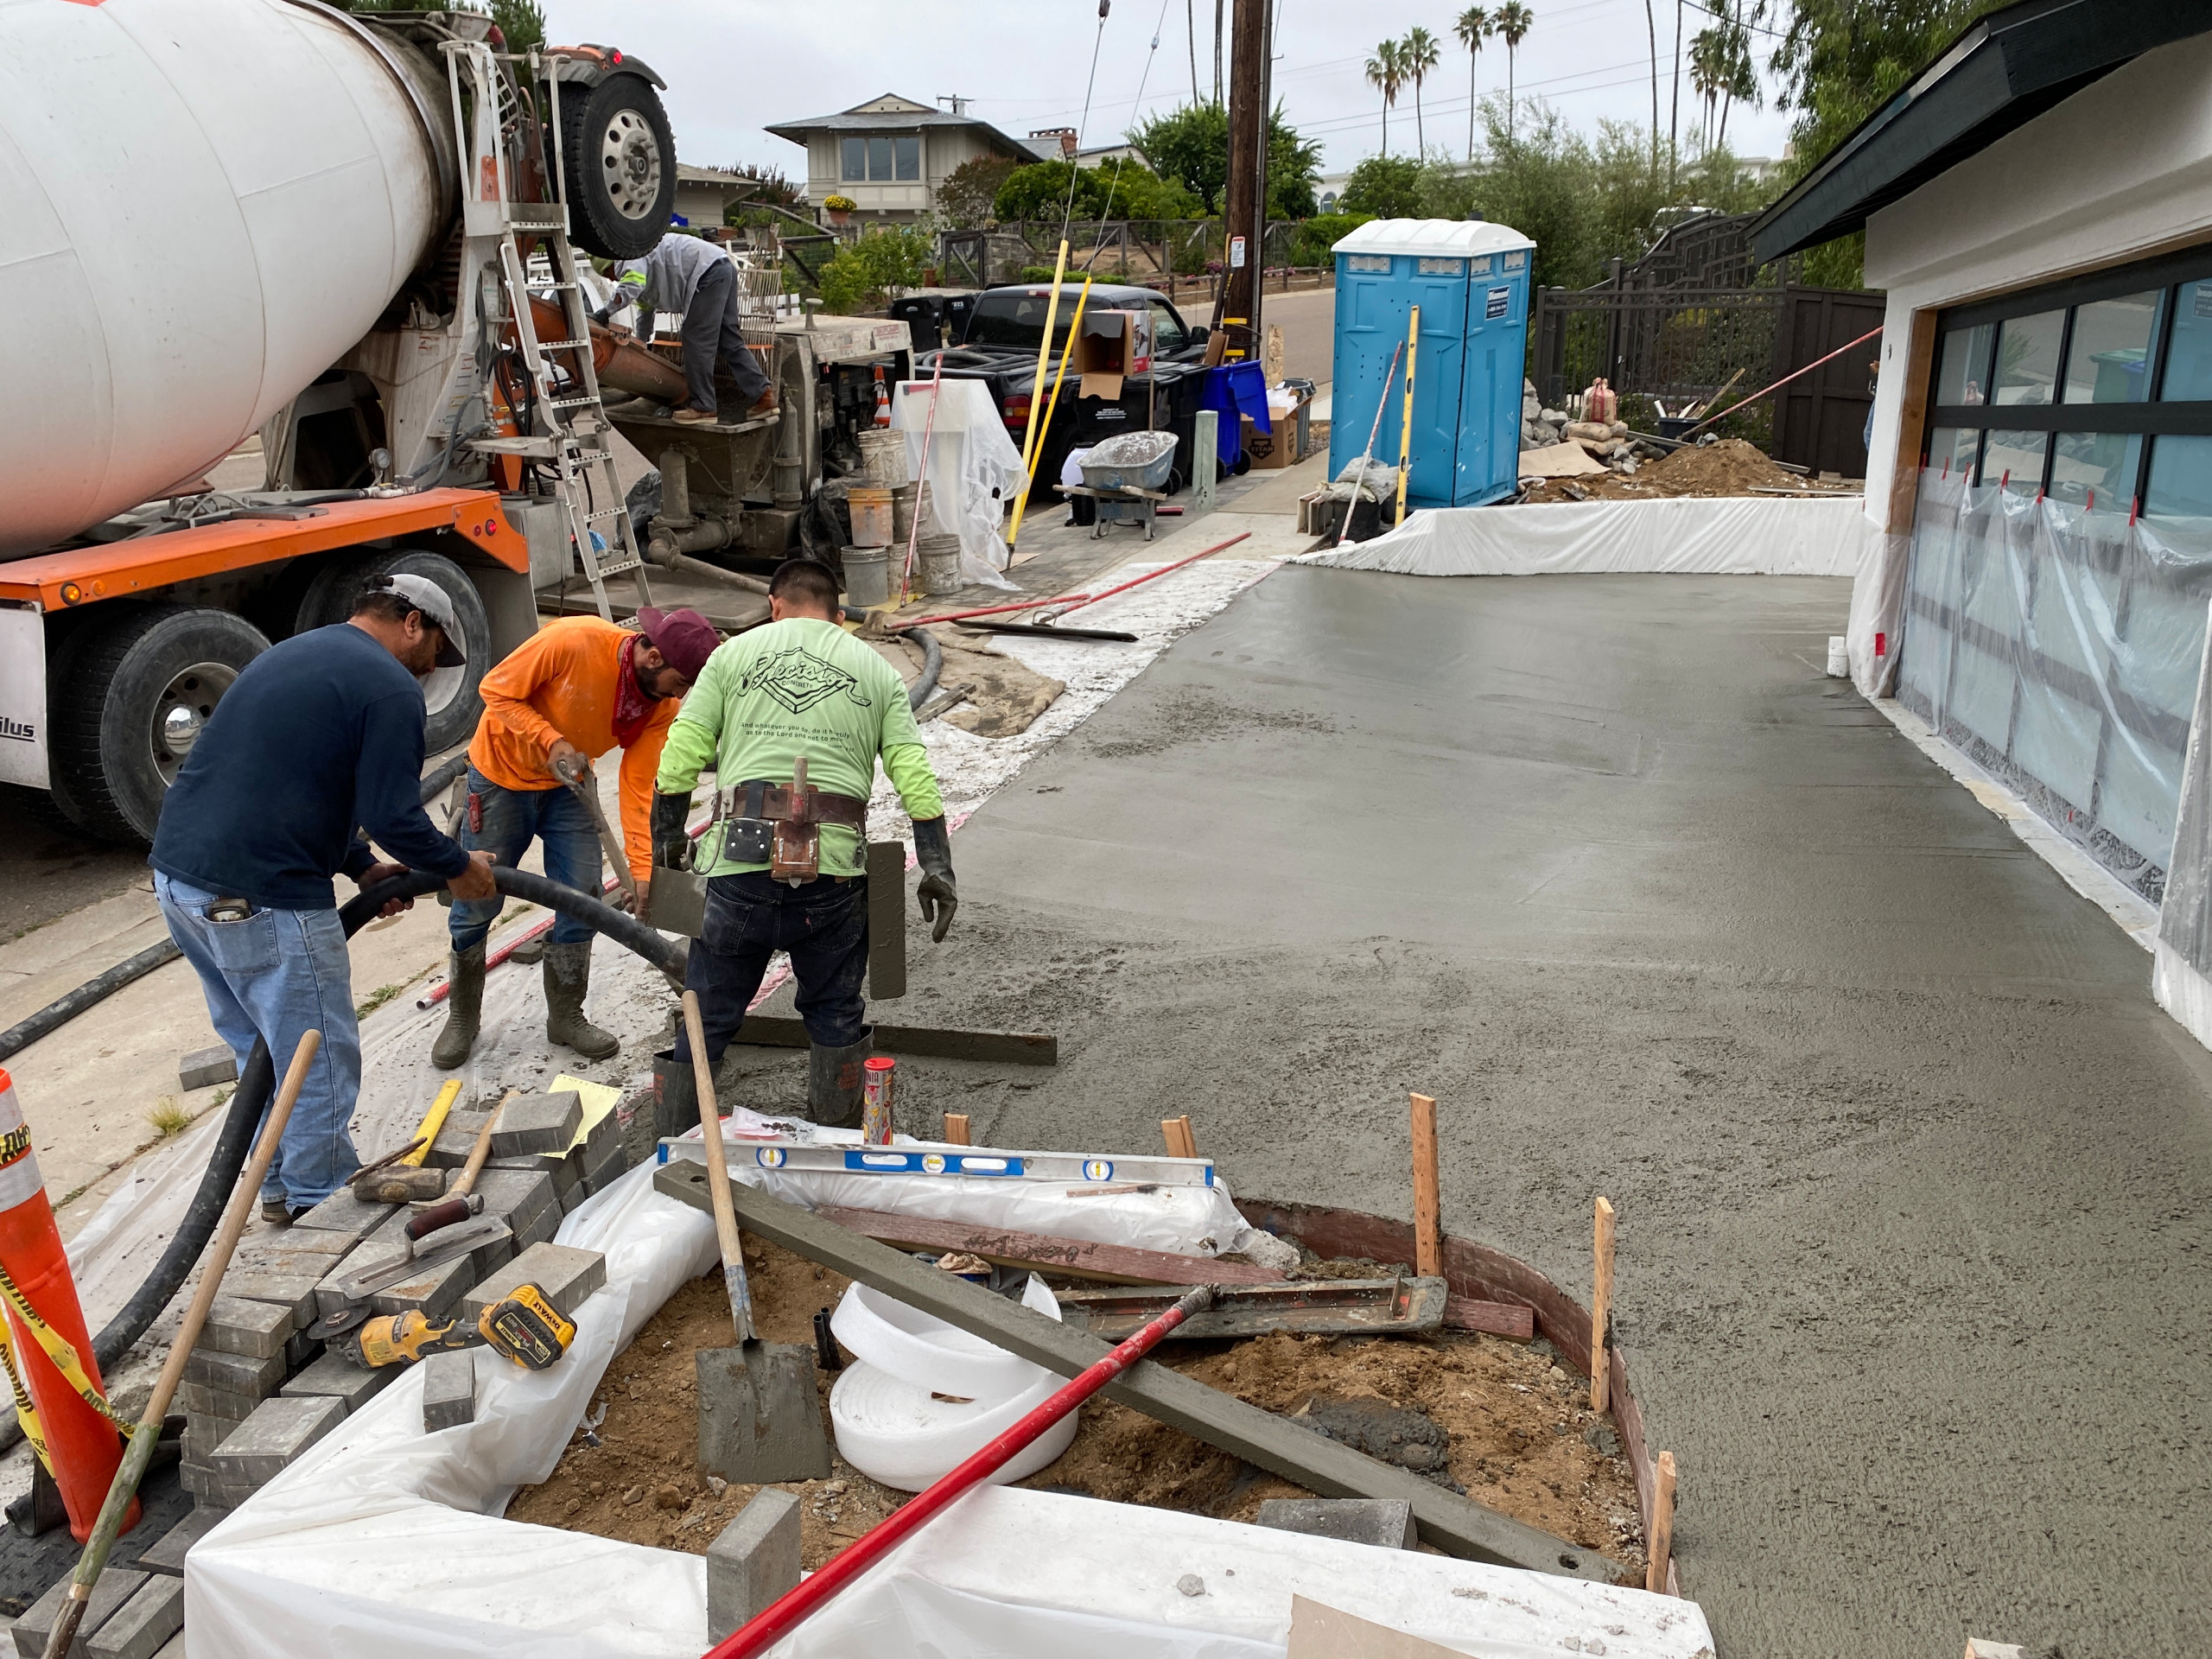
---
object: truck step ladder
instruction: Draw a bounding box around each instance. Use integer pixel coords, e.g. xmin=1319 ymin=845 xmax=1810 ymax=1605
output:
xmin=446 ymin=38 xmax=652 ymax=622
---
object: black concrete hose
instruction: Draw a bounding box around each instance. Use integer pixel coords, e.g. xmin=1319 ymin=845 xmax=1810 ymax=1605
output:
xmin=895 ymin=624 xmax=942 ymax=709
xmin=0 ymin=865 xmax=674 ymax=1460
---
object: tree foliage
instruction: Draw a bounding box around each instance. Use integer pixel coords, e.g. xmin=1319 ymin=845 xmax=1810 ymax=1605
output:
xmin=1127 ymin=102 xmax=1322 ymax=218
xmin=716 ymin=163 xmax=803 ymax=228
xmin=990 ymin=159 xmax=1202 ymax=224
xmin=1340 ymin=156 xmax=1422 ymax=220
xmin=939 ymin=156 xmax=1018 ymax=230
xmin=818 ymin=225 xmax=933 ymax=314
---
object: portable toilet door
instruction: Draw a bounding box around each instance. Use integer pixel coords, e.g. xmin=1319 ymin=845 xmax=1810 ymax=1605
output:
xmin=1456 ymin=236 xmax=1535 ymax=505
xmin=1328 ymin=219 xmax=1536 ymax=510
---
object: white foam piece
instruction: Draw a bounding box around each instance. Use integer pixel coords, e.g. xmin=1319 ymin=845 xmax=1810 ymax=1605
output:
xmin=829 ymin=1360 xmax=1078 ymax=1493
xmin=829 ymin=1275 xmax=1059 ymax=1403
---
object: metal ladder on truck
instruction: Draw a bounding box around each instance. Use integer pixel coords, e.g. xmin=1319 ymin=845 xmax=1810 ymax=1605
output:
xmin=447 ymin=38 xmax=652 ymax=621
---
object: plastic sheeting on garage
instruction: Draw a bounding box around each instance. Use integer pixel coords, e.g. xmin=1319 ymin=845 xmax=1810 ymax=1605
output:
xmin=1895 ymin=469 xmax=2212 ymax=903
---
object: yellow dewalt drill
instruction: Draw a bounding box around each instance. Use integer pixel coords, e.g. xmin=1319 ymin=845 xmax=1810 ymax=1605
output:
xmin=343 ymin=1283 xmax=575 ymax=1371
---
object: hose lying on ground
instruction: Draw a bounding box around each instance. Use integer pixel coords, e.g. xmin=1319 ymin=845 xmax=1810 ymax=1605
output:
xmin=896 ymin=624 xmax=943 ymax=710
xmin=0 ymin=866 xmax=672 ymax=1461
xmin=0 ymin=760 xmax=468 ymax=1065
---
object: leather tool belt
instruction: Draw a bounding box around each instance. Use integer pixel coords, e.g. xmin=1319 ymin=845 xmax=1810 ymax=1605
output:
xmin=727 ymin=756 xmax=867 ymax=881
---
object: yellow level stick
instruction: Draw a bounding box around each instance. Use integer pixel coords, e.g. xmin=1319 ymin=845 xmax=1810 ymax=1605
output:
xmin=1395 ymin=304 xmax=1420 ymax=527
xmin=400 ymin=1078 xmax=461 ymax=1168
xmin=1014 ymin=241 xmax=1071 ymax=489
xmin=1007 ymin=276 xmax=1093 ymax=550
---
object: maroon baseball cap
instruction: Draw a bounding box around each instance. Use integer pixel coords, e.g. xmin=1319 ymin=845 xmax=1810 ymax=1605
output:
xmin=636 ymin=607 xmax=719 ymax=680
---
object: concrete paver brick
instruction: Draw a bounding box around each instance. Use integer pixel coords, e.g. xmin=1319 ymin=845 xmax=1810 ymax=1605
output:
xmin=420 ymin=1349 xmax=475 ymax=1432
xmin=461 ymin=1241 xmax=606 ymax=1324
xmin=488 ymin=1090 xmax=582 ymax=1157
xmin=280 ymin=1351 xmax=399 ymax=1413
xmin=192 ymin=1296 xmax=295 ymax=1361
xmin=14 ymin=1567 xmax=146 ymax=1658
xmin=85 ymin=1573 xmax=183 ymax=1659
xmin=210 ymin=1395 xmax=346 ymax=1488
xmin=1254 ymin=1497 xmax=1416 ymax=1549
xmin=177 ymin=1046 xmax=235 ymax=1092
xmin=181 ymin=1345 xmax=285 ymax=1398
xmin=707 ymin=1489 xmax=801 ymax=1641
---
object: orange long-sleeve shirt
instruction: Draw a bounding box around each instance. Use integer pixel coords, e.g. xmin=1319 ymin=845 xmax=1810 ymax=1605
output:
xmin=467 ymin=616 xmax=676 ymax=882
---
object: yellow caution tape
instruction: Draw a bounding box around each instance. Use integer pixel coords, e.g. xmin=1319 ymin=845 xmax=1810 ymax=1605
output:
xmin=0 ymin=1324 xmax=53 ymax=1473
xmin=0 ymin=1262 xmax=129 ymax=1432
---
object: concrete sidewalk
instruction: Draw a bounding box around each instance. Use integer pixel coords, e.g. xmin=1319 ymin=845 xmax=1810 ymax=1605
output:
xmin=882 ymin=565 xmax=2212 ymax=1656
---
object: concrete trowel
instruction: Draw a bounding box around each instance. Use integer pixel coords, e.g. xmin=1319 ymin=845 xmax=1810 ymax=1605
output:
xmin=681 ymin=989 xmax=831 ymax=1484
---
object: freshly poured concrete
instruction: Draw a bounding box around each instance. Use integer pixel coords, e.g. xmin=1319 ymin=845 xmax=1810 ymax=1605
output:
xmin=877 ymin=567 xmax=2212 ymax=1656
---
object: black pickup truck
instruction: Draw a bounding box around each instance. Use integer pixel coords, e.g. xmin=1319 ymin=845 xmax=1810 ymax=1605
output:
xmin=904 ymin=283 xmax=1217 ymax=504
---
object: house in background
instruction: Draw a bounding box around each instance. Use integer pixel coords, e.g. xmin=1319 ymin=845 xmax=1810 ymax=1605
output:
xmin=671 ymin=164 xmax=754 ymax=229
xmin=767 ymin=94 xmax=1046 ymax=222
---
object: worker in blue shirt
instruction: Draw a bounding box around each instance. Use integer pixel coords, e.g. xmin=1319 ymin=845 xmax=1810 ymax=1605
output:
xmin=149 ymin=575 xmax=497 ymax=1221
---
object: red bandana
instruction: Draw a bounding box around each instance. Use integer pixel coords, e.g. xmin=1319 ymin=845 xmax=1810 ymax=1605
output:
xmin=613 ymin=632 xmax=655 ymax=747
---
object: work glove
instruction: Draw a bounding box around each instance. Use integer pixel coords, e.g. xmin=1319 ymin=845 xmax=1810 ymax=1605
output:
xmin=652 ymin=790 xmax=693 ymax=871
xmin=912 ymin=817 xmax=957 ymax=943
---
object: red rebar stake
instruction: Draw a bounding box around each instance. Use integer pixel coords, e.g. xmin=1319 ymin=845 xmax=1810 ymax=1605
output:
xmin=702 ymin=1284 xmax=1217 ymax=1659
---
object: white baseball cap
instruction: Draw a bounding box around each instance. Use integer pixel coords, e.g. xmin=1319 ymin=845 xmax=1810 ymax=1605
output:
xmin=369 ymin=574 xmax=467 ymax=666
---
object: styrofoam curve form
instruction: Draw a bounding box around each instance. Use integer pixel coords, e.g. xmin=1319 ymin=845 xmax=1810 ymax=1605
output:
xmin=0 ymin=0 xmax=448 ymax=555
xmin=830 ymin=1274 xmax=1078 ymax=1491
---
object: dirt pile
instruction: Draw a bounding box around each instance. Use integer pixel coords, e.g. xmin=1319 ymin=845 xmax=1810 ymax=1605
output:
xmin=507 ymin=1236 xmax=1649 ymax=1581
xmin=1522 ymin=437 xmax=1839 ymax=504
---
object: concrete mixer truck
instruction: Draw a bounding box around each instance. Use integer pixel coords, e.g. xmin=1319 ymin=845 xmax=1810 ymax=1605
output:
xmin=0 ymin=0 xmax=912 ymax=845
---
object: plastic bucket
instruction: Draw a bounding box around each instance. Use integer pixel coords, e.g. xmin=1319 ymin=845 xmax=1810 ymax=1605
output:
xmin=857 ymin=429 xmax=908 ymax=488
xmin=1827 ymin=635 xmax=1849 ymax=677
xmin=842 ymin=546 xmax=891 ymax=608
xmin=849 ymin=486 xmax=893 ymax=548
xmin=917 ymin=532 xmax=962 ymax=596
xmin=892 ymin=480 xmax=923 ymax=545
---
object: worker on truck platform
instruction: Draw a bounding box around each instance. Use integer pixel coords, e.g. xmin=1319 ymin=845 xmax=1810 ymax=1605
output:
xmin=431 ymin=607 xmax=721 ymax=1070
xmin=649 ymin=560 xmax=957 ymax=1130
xmin=149 ymin=575 xmax=499 ymax=1223
xmin=605 ymin=236 xmax=776 ymax=427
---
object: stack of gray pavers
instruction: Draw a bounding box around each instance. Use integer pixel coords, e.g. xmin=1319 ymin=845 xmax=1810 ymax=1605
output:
xmin=483 ymin=1089 xmax=625 ymax=1220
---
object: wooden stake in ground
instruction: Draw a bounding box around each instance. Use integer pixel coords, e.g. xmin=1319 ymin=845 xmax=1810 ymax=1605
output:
xmin=1645 ymin=1449 xmax=1677 ymax=1595
xmin=941 ymin=1114 xmax=970 ymax=1147
xmin=1409 ymin=1093 xmax=1440 ymax=1280
xmin=1591 ymin=1195 xmax=1616 ymax=1413
xmin=41 ymin=1029 xmax=321 ymax=1659
xmin=1160 ymin=1116 xmax=1199 ymax=1160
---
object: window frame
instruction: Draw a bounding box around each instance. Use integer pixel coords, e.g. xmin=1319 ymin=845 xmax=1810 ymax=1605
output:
xmin=1923 ymin=244 xmax=2212 ymax=505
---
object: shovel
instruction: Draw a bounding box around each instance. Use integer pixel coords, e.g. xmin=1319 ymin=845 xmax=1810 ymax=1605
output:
xmin=682 ymin=990 xmax=830 ymax=1483
xmin=554 ymin=753 xmax=638 ymax=912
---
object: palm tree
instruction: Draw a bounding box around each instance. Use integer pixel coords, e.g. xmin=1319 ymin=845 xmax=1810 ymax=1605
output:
xmin=1364 ymin=40 xmax=1405 ymax=157
xmin=1494 ymin=3 xmax=1534 ymax=143
xmin=1688 ymin=24 xmax=1726 ymax=149
xmin=1642 ymin=0 xmax=1659 ymax=176
xmin=1716 ymin=11 xmax=1761 ymax=149
xmin=1455 ymin=8 xmax=1492 ymax=162
xmin=1402 ymin=26 xmax=1441 ymax=157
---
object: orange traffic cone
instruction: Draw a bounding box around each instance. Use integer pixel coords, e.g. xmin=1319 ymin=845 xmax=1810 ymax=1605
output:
xmin=872 ymin=364 xmax=891 ymax=428
xmin=0 ymin=1068 xmax=135 ymax=1542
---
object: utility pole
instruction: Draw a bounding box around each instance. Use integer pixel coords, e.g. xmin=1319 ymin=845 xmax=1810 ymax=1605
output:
xmin=1217 ymin=0 xmax=1268 ymax=362
xmin=1212 ymin=0 xmax=1224 ymax=103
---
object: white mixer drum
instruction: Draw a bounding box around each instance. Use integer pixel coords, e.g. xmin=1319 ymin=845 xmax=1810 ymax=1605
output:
xmin=0 ymin=0 xmax=448 ymax=556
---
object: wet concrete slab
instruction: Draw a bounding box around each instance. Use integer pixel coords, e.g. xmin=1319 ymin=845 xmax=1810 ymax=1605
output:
xmin=885 ymin=566 xmax=2212 ymax=1656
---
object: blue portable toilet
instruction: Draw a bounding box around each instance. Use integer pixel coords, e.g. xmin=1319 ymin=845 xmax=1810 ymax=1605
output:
xmin=1328 ymin=219 xmax=1535 ymax=509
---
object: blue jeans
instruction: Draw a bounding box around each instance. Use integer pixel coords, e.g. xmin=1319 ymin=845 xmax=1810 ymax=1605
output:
xmin=673 ymin=873 xmax=869 ymax=1066
xmin=154 ymin=873 xmax=362 ymax=1207
xmin=448 ymin=767 xmax=602 ymax=951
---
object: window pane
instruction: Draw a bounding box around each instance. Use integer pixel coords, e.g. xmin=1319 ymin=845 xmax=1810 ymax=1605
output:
xmin=893 ymin=137 xmax=920 ymax=181
xmin=1149 ymin=302 xmax=1186 ymax=354
xmin=1982 ymin=429 xmax=2050 ymax=492
xmin=2145 ymin=434 xmax=2212 ymax=519
xmin=841 ymin=137 xmax=866 ymax=181
xmin=2049 ymin=431 xmax=2141 ymax=509
xmin=868 ymin=137 xmax=893 ymax=180
xmin=1992 ymin=309 xmax=2065 ymax=405
xmin=1936 ymin=323 xmax=1993 ymax=406
xmin=2162 ymin=280 xmax=2212 ymax=402
xmin=1926 ymin=425 xmax=1980 ymax=477
xmin=2063 ymin=291 xmax=2161 ymax=404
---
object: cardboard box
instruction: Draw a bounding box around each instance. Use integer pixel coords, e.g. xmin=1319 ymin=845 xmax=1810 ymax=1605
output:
xmin=1077 ymin=308 xmax=1154 ymax=401
xmin=1242 ymin=389 xmax=1314 ymax=470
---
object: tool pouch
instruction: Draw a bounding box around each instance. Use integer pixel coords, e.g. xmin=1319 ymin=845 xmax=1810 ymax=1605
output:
xmin=725 ymin=817 xmax=773 ymax=864
xmin=770 ymin=820 xmax=821 ymax=881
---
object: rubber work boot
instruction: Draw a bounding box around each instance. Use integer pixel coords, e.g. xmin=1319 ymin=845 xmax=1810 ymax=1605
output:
xmin=543 ymin=940 xmax=620 ymax=1060
xmin=653 ymin=1046 xmax=701 ymax=1140
xmin=807 ymin=1032 xmax=874 ymax=1130
xmin=430 ymin=943 xmax=486 ymax=1070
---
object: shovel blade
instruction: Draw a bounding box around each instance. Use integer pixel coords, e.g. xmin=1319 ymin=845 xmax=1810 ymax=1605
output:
xmin=697 ymin=1343 xmax=830 ymax=1484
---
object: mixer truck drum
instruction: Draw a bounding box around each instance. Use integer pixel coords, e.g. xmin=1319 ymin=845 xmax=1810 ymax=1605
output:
xmin=556 ymin=72 xmax=677 ymax=260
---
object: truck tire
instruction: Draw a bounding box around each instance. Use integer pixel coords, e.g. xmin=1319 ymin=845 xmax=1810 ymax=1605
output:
xmin=51 ymin=606 xmax=270 ymax=844
xmin=559 ymin=74 xmax=676 ymax=260
xmin=293 ymin=550 xmax=490 ymax=754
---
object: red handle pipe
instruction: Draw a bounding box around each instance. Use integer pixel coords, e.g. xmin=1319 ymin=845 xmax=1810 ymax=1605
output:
xmin=900 ymin=531 xmax=1254 ymax=630
xmin=703 ymin=1283 xmax=1217 ymax=1659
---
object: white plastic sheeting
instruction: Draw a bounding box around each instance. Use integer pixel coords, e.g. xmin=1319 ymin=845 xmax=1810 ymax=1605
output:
xmin=184 ymin=1161 xmax=1715 ymax=1659
xmin=1894 ymin=472 xmax=2212 ymax=904
xmin=1296 ymin=494 xmax=1871 ymax=578
xmin=0 ymin=0 xmax=447 ymax=553
xmin=2153 ymin=588 xmax=2212 ymax=1050
xmin=893 ymin=379 xmax=1026 ymax=590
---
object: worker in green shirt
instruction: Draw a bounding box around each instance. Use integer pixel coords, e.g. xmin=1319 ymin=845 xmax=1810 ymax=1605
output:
xmin=649 ymin=559 xmax=956 ymax=1130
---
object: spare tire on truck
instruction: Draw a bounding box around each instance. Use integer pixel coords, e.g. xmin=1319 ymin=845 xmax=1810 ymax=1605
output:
xmin=49 ymin=606 xmax=270 ymax=844
xmin=559 ymin=73 xmax=677 ymax=259
xmin=293 ymin=548 xmax=492 ymax=754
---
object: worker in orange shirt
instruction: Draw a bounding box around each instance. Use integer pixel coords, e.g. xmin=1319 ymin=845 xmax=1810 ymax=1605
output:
xmin=431 ymin=607 xmax=720 ymax=1069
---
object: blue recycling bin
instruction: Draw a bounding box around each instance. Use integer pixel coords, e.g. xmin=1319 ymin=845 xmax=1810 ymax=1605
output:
xmin=1328 ymin=219 xmax=1535 ymax=509
xmin=1198 ymin=362 xmax=1271 ymax=470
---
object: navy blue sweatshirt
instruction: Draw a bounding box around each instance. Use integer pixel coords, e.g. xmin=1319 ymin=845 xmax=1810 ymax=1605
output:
xmin=150 ymin=623 xmax=470 ymax=912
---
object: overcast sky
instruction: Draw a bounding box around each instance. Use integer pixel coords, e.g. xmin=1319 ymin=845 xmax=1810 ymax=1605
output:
xmin=554 ymin=0 xmax=1796 ymax=182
